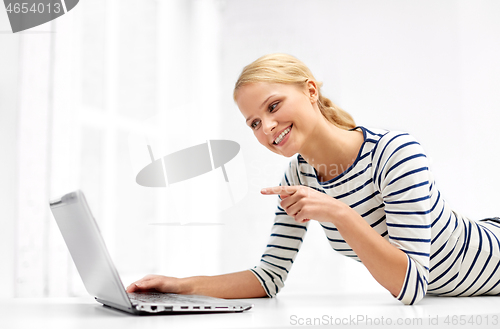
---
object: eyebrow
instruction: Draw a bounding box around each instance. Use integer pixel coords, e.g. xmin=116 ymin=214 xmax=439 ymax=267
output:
xmin=245 ymin=94 xmax=277 ymax=123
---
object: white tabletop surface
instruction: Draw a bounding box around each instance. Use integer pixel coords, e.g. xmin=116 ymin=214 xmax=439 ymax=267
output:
xmin=2 ymin=289 xmax=500 ymax=329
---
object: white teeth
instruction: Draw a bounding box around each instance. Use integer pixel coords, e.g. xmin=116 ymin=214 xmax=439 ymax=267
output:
xmin=274 ymin=126 xmax=291 ymax=145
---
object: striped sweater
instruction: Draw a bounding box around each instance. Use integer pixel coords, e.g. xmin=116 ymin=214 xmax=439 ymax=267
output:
xmin=250 ymin=126 xmax=500 ymax=305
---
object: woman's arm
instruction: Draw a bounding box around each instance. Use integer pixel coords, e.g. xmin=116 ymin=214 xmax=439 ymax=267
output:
xmin=128 ymin=159 xmax=309 ymax=299
xmin=263 ymin=186 xmax=408 ymax=297
xmin=126 ymin=270 xmax=268 ymax=299
xmin=333 ymin=205 xmax=408 ymax=297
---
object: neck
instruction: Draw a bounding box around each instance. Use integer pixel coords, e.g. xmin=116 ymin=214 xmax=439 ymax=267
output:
xmin=299 ymin=120 xmax=364 ymax=182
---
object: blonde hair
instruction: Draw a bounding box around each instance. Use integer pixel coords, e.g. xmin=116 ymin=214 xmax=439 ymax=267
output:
xmin=233 ymin=53 xmax=355 ymax=130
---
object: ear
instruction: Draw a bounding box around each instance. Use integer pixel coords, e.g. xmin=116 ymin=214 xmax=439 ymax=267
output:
xmin=305 ymin=79 xmax=319 ymax=104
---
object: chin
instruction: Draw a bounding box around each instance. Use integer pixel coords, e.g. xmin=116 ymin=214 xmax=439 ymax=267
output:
xmin=264 ymin=137 xmax=299 ymax=157
xmin=282 ymin=151 xmax=297 ymax=158
xmin=274 ymin=145 xmax=298 ymax=158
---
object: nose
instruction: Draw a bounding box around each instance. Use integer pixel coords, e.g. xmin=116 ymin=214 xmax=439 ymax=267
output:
xmin=262 ymin=117 xmax=277 ymax=136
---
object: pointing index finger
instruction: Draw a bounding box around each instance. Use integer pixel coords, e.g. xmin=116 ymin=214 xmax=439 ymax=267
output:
xmin=261 ymin=186 xmax=298 ymax=195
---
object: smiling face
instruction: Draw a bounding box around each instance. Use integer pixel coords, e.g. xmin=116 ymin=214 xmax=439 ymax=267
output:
xmin=236 ymin=81 xmax=323 ymax=157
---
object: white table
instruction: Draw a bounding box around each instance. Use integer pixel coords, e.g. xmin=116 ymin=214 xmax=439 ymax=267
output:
xmin=2 ymin=290 xmax=500 ymax=328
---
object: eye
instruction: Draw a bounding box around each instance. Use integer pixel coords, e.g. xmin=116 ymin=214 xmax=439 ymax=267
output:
xmin=269 ymin=101 xmax=279 ymax=112
xmin=249 ymin=101 xmax=279 ymax=130
xmin=250 ymin=119 xmax=261 ymax=129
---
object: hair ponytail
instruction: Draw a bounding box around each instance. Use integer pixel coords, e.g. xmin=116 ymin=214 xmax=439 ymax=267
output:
xmin=234 ymin=53 xmax=356 ymax=130
xmin=317 ymin=93 xmax=356 ymax=130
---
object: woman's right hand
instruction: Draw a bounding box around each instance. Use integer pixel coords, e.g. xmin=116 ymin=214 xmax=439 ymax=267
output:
xmin=126 ymin=274 xmax=185 ymax=294
xmin=126 ymin=270 xmax=267 ymax=298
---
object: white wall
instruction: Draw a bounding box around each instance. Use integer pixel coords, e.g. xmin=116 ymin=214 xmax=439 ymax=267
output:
xmin=0 ymin=7 xmax=19 ymax=299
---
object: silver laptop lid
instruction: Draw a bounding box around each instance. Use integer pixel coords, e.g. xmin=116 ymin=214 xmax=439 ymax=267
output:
xmin=49 ymin=190 xmax=132 ymax=308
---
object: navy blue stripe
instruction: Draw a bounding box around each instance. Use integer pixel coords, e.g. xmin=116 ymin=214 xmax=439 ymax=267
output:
xmin=390 ymin=236 xmax=431 ymax=243
xmin=430 ymin=242 xmax=446 ymax=261
xmin=271 ymin=233 xmax=303 ymax=242
xmin=267 ymin=269 xmax=284 ymax=282
xmin=250 ymin=268 xmax=271 ymax=297
xmin=264 ymin=267 xmax=284 ymax=284
xmin=420 ymin=272 xmax=427 ymax=297
xmin=322 ymin=163 xmax=372 ymax=190
xmin=299 ymin=171 xmax=316 ymax=178
xmin=266 ymin=244 xmax=299 ymax=252
xmin=369 ymin=131 xmax=391 ymax=165
xmin=410 ymin=272 xmax=422 ymax=305
xmin=430 ymin=234 xmax=459 ymax=261
xmin=431 ymin=214 xmax=451 ymax=244
xmin=435 ymin=226 xmax=482 ymax=295
xmin=483 ymin=220 xmax=500 ymax=230
xmin=295 ymin=163 xmax=303 ymax=186
xmin=431 ymin=201 xmax=445 ymax=227
xmin=427 ymin=272 xmax=459 ymax=292
xmin=387 ymin=167 xmax=428 ymax=186
xmin=457 ymin=225 xmax=492 ymax=296
xmin=350 ymin=191 xmax=380 ymax=208
xmin=398 ymin=255 xmax=411 ymax=301
xmin=480 ymin=260 xmax=500 ymax=295
xmin=484 ymin=277 xmax=500 ymax=295
xmin=274 ymin=222 xmax=307 ymax=230
xmin=360 ymin=203 xmax=384 ymax=218
xmin=386 ymin=223 xmax=431 ymax=229
xmin=449 ymin=222 xmax=483 ymax=294
xmin=327 ymin=237 xmax=347 ymax=243
xmin=402 ymin=250 xmax=430 ymax=257
xmin=385 ymin=195 xmax=430 ymax=205
xmin=370 ymin=215 xmax=386 ymax=228
xmin=284 ymin=172 xmax=291 ymax=186
xmin=358 ymin=151 xmax=371 ymax=161
xmin=428 ymin=191 xmax=443 ymax=226
xmin=336 ymin=178 xmax=373 ymax=199
xmin=384 ymin=153 xmax=426 ymax=182
xmin=260 ymin=268 xmax=279 ymax=293
xmin=431 ymin=216 xmax=468 ymax=274
xmin=461 ymin=220 xmax=473 ymax=264
xmin=428 ymin=218 xmax=469 ymax=285
xmin=473 ymin=224 xmax=500 ymax=295
xmin=374 ymin=133 xmax=409 ymax=189
xmin=385 ymin=209 xmax=431 ymax=215
xmin=378 ymin=141 xmax=420 ymax=189
xmin=262 ymin=253 xmax=294 ymax=263
xmin=260 ymin=259 xmax=289 ymax=273
xmin=335 ymin=248 xmax=353 ymax=252
xmin=385 ymin=181 xmax=429 ymax=198
xmin=320 ymin=224 xmax=338 ymax=231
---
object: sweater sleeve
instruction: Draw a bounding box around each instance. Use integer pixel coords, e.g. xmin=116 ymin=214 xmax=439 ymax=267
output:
xmin=250 ymin=157 xmax=309 ymax=297
xmin=372 ymin=131 xmax=433 ymax=305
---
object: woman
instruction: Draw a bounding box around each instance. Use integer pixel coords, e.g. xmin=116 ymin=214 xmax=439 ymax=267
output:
xmin=127 ymin=53 xmax=500 ymax=305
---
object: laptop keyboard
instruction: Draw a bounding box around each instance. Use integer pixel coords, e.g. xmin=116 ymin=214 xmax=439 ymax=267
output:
xmin=127 ymin=292 xmax=222 ymax=305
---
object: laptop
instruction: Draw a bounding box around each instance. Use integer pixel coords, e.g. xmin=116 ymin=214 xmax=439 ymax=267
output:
xmin=49 ymin=190 xmax=253 ymax=315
